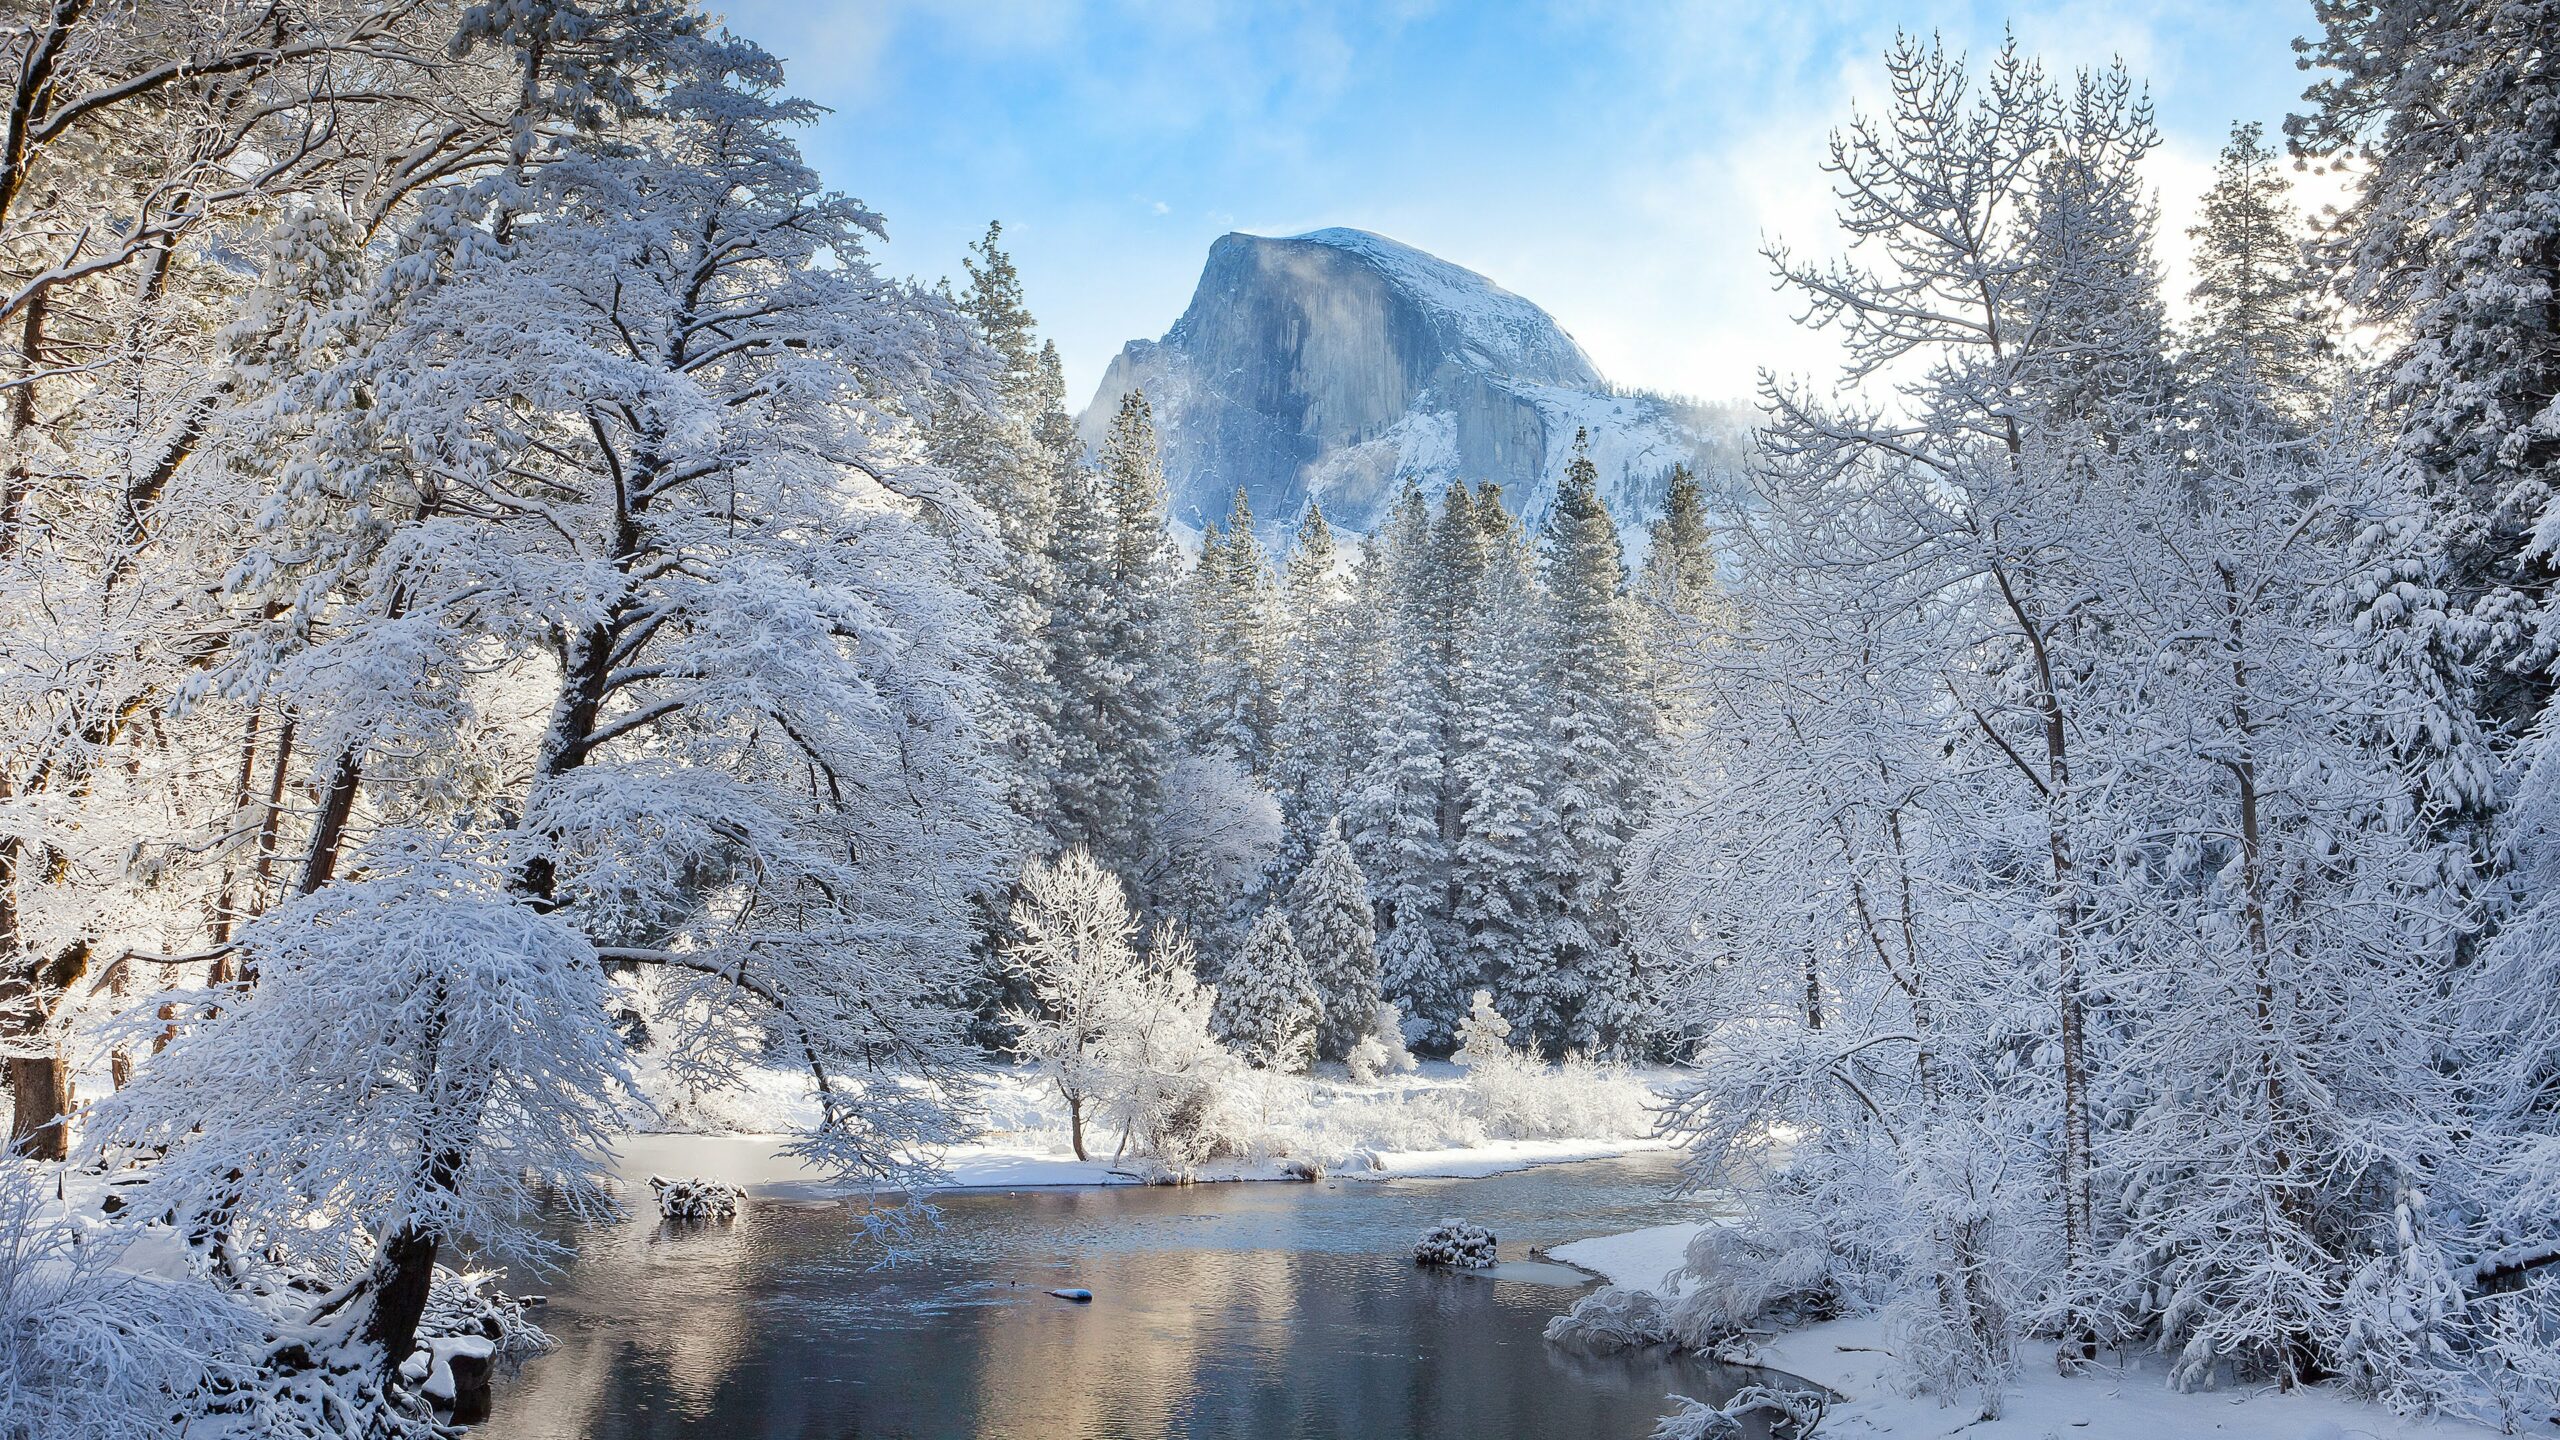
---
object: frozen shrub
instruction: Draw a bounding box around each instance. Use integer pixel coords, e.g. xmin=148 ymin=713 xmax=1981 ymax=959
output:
xmin=1543 ymin=1284 xmax=1672 ymax=1351
xmin=0 ymin=1163 xmax=251 ymax=1440
xmin=1345 ymin=1034 xmax=1391 ymax=1083
xmin=1464 ymin=1050 xmax=1653 ymax=1142
xmin=1651 ymin=1386 xmax=1827 ymax=1440
xmin=651 ymin=1175 xmax=741 ymax=1222
xmin=1452 ymin=990 xmax=1515 ymax=1069
xmin=1660 ymin=1215 xmax=1846 ymax=1352
xmin=1414 ymin=1218 xmax=1498 ymax=1269
xmin=1344 ymin=1001 xmax=1417 ymax=1083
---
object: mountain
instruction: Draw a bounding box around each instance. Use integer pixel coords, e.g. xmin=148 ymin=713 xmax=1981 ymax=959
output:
xmin=1075 ymin=228 xmax=1740 ymax=545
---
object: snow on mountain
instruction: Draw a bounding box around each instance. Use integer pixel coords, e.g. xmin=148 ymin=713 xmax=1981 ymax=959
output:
xmin=1076 ymin=228 xmax=1743 ymax=545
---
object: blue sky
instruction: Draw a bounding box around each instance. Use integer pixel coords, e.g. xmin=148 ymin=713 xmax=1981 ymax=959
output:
xmin=718 ymin=1 xmax=2327 ymax=411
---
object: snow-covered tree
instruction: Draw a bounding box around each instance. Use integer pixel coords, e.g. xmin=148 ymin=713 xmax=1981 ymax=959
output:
xmin=92 ymin=38 xmax=1008 ymax=1385
xmin=1088 ymin=921 xmax=1237 ymax=1176
xmin=1348 ymin=484 xmax=1460 ymax=1045
xmin=1004 ymin=847 xmax=1147 ymax=1162
xmin=1271 ymin=502 xmax=1356 ymax=871
xmin=1288 ymin=822 xmax=1381 ymax=1062
xmin=932 ymin=221 xmax=1071 ymax=838
xmin=2293 ymin=0 xmax=2560 ymax=734
xmin=1634 ymin=462 xmax=1726 ymax=740
xmin=1535 ymin=434 xmax=1652 ymax=1057
xmin=1212 ymin=906 xmax=1320 ymax=1073
xmin=1454 ymin=495 xmax=1560 ymax=1036
xmin=1451 ymin=989 xmax=1516 ymax=1070
xmin=1139 ymin=751 xmax=1282 ymax=952
xmin=2187 ymin=123 xmax=2327 ymax=409
xmin=1187 ymin=488 xmax=1280 ymax=772
xmin=1046 ymin=390 xmax=1185 ymax=879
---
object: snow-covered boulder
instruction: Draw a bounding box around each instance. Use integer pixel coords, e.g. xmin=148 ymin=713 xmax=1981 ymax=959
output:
xmin=650 ymin=1174 xmax=741 ymax=1222
xmin=1414 ymin=1217 xmax=1498 ymax=1269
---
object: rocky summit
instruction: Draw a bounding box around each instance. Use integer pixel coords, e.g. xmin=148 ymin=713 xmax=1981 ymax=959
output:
xmin=1076 ymin=228 xmax=1737 ymax=543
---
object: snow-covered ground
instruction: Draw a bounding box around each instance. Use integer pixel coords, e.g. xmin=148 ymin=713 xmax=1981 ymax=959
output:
xmin=618 ymin=1058 xmax=1671 ymax=1197
xmin=1548 ymin=1221 xmax=2515 ymax=1440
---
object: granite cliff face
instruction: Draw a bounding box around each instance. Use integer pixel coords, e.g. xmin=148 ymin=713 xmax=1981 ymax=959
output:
xmin=1076 ymin=228 xmax=1734 ymax=543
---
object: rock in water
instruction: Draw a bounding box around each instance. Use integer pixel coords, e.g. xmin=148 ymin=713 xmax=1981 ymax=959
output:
xmin=1077 ymin=228 xmax=1742 ymax=545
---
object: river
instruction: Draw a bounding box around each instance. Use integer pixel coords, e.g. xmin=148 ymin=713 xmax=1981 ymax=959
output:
xmin=489 ymin=1150 xmax=1768 ymax=1439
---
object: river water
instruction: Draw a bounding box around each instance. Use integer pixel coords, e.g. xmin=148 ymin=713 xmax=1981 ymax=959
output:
xmin=489 ymin=1151 xmax=1765 ymax=1439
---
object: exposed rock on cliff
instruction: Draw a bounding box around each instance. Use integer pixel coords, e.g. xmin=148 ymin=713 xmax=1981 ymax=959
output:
xmin=1077 ymin=228 xmax=1738 ymax=542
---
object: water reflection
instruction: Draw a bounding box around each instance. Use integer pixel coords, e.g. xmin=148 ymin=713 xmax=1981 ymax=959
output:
xmin=491 ymin=1154 xmax=1759 ymax=1439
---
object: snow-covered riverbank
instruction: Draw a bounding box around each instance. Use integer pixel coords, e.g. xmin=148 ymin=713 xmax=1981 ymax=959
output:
xmin=619 ymin=1058 xmax=1674 ymax=1197
xmin=1549 ymin=1221 xmax=2521 ymax=1440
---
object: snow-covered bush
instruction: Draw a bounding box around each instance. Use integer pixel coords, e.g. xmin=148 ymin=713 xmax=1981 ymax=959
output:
xmin=650 ymin=1175 xmax=742 ymax=1222
xmin=1344 ymin=1000 xmax=1418 ymax=1083
xmin=1452 ymin=989 xmax=1515 ymax=1070
xmin=0 ymin=1162 xmax=251 ymax=1440
xmin=1650 ymin=1386 xmax=1827 ymax=1440
xmin=1465 ymin=1050 xmax=1652 ymax=1142
xmin=1212 ymin=907 xmax=1320 ymax=1071
xmin=1414 ymin=1218 xmax=1498 ymax=1269
xmin=1658 ymin=1193 xmax=1853 ymax=1350
xmin=1543 ymin=1284 xmax=1673 ymax=1351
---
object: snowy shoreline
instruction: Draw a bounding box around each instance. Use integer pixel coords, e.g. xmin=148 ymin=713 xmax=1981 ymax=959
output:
xmin=618 ymin=1058 xmax=1678 ymax=1200
xmin=608 ymin=1128 xmax=1674 ymax=1201
xmin=1548 ymin=1221 xmax=2518 ymax=1440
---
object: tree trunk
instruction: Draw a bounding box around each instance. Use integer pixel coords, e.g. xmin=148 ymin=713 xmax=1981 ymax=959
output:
xmin=6 ymin=1052 xmax=68 ymax=1160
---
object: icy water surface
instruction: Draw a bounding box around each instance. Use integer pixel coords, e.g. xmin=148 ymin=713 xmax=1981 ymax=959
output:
xmin=488 ymin=1151 xmax=1769 ymax=1439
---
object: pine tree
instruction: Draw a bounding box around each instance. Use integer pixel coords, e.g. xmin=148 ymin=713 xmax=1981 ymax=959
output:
xmin=2187 ymin=124 xmax=2325 ymax=407
xmin=933 ymin=221 xmax=1067 ymax=851
xmin=1188 ymin=487 xmax=1279 ymax=771
xmin=2294 ymin=0 xmax=2560 ymax=734
xmin=1534 ymin=432 xmax=1652 ymax=1057
xmin=1452 ymin=988 xmax=1516 ymax=1070
xmin=1289 ymin=822 xmax=1381 ymax=1062
xmin=1271 ymin=502 xmax=1353 ymax=872
xmin=1453 ymin=495 xmax=1559 ymax=1030
xmin=1046 ymin=391 xmax=1185 ymax=879
xmin=1634 ymin=463 xmax=1723 ymax=741
xmin=1212 ymin=905 xmax=1319 ymax=1072
xmin=1349 ymin=483 xmax=1461 ymax=1046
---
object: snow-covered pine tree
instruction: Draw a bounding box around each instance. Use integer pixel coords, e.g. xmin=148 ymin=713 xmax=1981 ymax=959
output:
xmin=1271 ymin=502 xmax=1354 ymax=872
xmin=1349 ymin=483 xmax=1461 ymax=1047
xmin=2186 ymin=124 xmax=2327 ymax=412
xmin=1289 ymin=822 xmax=1381 ymax=1062
xmin=1535 ymin=433 xmax=1652 ymax=1058
xmin=933 ymin=221 xmax=1071 ymax=838
xmin=1452 ymin=491 xmax=1561 ymax=1039
xmin=2294 ymin=0 xmax=2560 ymax=734
xmin=1452 ymin=988 xmax=1516 ymax=1070
xmin=1187 ymin=487 xmax=1280 ymax=772
xmin=1212 ymin=905 xmax=1319 ymax=1073
xmin=1633 ymin=463 xmax=1724 ymax=740
xmin=1047 ymin=391 xmax=1186 ymax=880
xmin=1044 ymin=462 xmax=1145 ymax=869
